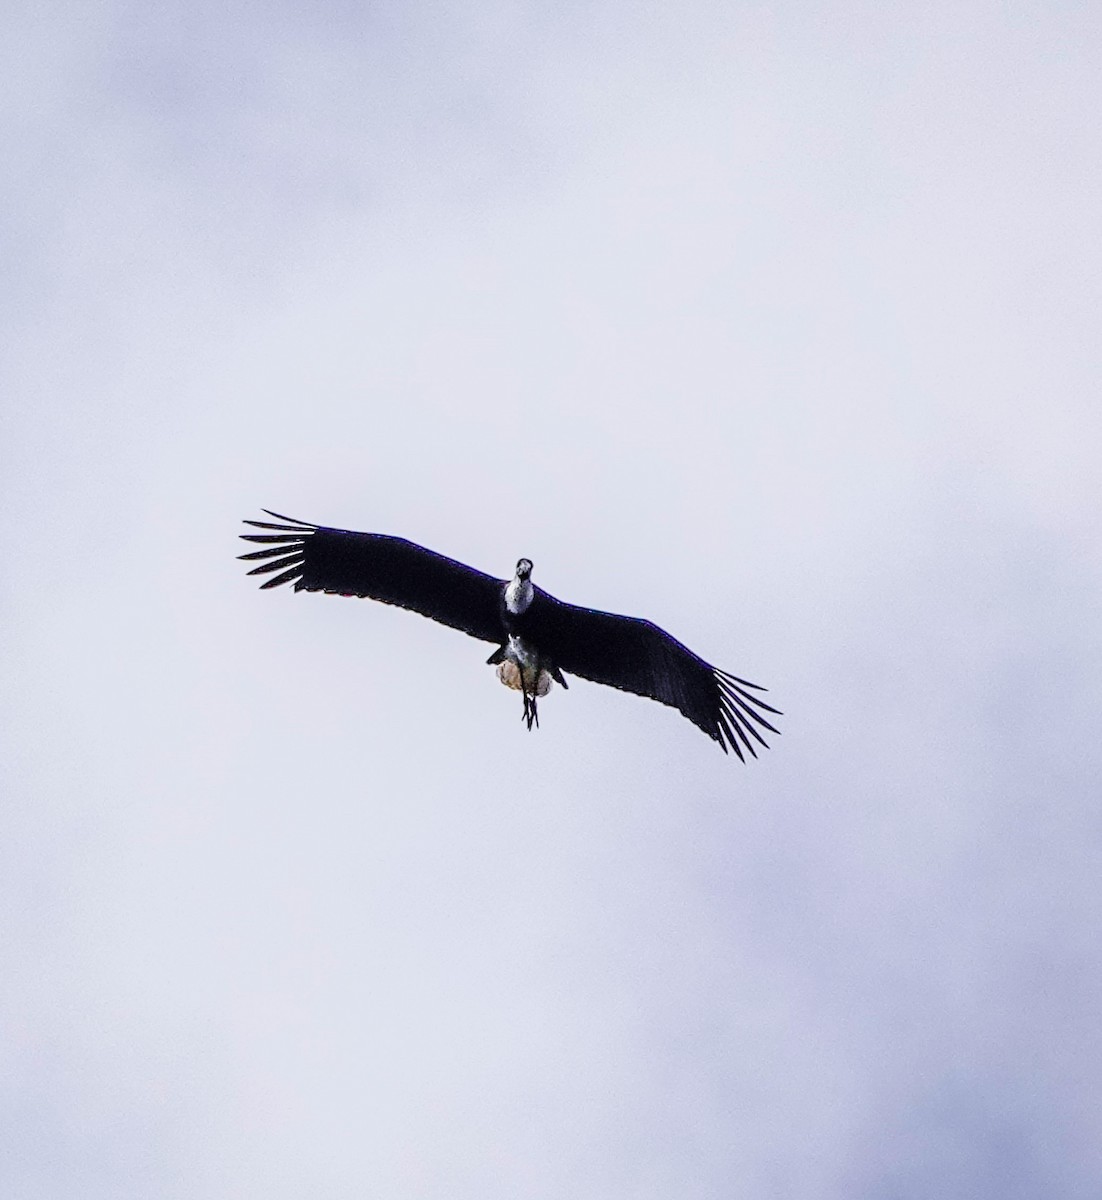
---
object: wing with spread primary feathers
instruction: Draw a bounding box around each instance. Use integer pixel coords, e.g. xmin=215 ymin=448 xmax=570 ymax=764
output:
xmin=524 ymin=590 xmax=781 ymax=758
xmin=238 ymin=510 xmax=504 ymax=644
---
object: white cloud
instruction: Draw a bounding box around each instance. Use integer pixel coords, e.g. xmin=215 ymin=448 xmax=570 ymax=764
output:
xmin=3 ymin=1 xmax=1100 ymax=1196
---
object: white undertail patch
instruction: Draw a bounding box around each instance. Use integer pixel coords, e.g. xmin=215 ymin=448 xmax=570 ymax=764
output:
xmin=496 ymin=632 xmax=552 ymax=696
xmin=496 ymin=660 xmax=553 ymax=696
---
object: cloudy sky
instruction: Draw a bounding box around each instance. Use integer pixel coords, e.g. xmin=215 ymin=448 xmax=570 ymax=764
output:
xmin=3 ymin=1 xmax=1100 ymax=1196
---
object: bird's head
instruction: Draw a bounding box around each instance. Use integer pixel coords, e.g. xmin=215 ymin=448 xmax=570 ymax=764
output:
xmin=515 ymin=558 xmax=533 ymax=580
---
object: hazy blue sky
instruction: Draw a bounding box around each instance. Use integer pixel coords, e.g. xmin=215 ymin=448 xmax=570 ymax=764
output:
xmin=3 ymin=2 xmax=1100 ymax=1196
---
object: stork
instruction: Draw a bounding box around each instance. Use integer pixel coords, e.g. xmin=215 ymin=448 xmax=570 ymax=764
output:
xmin=238 ymin=511 xmax=781 ymax=758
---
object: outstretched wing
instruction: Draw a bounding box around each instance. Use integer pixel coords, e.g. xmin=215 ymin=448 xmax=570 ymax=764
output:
xmin=238 ymin=510 xmax=504 ymax=644
xmin=525 ymin=591 xmax=781 ymax=759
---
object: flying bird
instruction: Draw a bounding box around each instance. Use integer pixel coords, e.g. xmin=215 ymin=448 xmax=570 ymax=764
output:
xmin=238 ymin=511 xmax=781 ymax=758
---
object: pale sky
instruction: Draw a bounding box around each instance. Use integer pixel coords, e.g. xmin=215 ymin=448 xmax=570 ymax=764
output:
xmin=3 ymin=2 xmax=1101 ymax=1197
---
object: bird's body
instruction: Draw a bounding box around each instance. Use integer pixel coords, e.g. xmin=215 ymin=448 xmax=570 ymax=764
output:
xmin=238 ymin=511 xmax=780 ymax=757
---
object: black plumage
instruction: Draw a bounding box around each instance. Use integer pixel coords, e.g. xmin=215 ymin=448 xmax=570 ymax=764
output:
xmin=239 ymin=510 xmax=780 ymax=758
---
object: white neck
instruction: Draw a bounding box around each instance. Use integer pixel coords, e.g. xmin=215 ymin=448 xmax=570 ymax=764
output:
xmin=504 ymin=574 xmax=534 ymax=615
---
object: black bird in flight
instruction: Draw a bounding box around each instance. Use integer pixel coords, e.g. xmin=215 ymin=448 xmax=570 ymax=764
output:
xmin=239 ymin=511 xmax=781 ymax=758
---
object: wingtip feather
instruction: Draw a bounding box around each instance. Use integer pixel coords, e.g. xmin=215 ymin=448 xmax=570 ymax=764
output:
xmin=259 ymin=564 xmax=305 ymax=589
xmin=261 ymin=508 xmax=317 ymax=528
